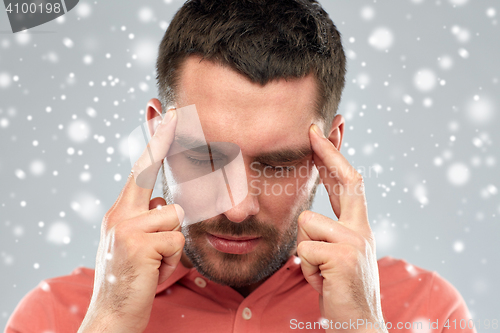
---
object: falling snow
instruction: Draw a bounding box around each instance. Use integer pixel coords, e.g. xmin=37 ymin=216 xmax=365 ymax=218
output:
xmin=46 ymin=222 xmax=71 ymax=245
xmin=67 ymin=120 xmax=91 ymax=143
xmin=413 ymin=69 xmax=437 ymax=92
xmin=438 ymin=55 xmax=453 ymax=70
xmin=465 ymin=96 xmax=495 ymax=125
xmin=368 ymin=27 xmax=394 ymax=51
xmin=76 ymin=2 xmax=92 ymax=18
xmin=1 ymin=0 xmax=498 ymax=326
xmin=447 ymin=163 xmax=470 ymax=186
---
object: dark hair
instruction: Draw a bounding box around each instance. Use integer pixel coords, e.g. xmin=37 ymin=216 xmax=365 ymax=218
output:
xmin=156 ymin=0 xmax=346 ymax=129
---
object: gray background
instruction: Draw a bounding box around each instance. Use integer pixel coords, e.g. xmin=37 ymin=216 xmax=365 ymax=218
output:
xmin=1 ymin=0 xmax=499 ymax=328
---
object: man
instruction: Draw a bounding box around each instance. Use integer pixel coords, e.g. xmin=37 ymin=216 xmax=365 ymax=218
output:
xmin=6 ymin=0 xmax=475 ymax=332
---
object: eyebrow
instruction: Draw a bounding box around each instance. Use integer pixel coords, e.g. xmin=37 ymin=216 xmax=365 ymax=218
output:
xmin=174 ymin=134 xmax=312 ymax=163
xmin=254 ymin=146 xmax=312 ymax=164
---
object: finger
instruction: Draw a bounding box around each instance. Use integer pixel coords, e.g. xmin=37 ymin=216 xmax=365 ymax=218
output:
xmin=149 ymin=197 xmax=167 ymax=210
xmin=313 ymin=155 xmax=341 ymax=219
xmin=158 ymin=243 xmax=183 ymax=285
xmin=146 ymin=231 xmax=185 ymax=285
xmin=128 ymin=204 xmax=184 ymax=233
xmin=297 ymin=240 xmax=332 ymax=295
xmin=309 ymin=124 xmax=369 ymax=227
xmin=121 ymin=110 xmax=177 ymax=211
xmin=297 ymin=210 xmax=361 ymax=246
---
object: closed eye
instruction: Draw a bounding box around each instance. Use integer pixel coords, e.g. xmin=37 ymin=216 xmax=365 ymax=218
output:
xmin=186 ymin=156 xmax=225 ymax=167
xmin=187 ymin=157 xmax=212 ymax=166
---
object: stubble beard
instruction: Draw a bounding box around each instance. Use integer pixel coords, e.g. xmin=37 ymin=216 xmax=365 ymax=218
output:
xmin=178 ymin=179 xmax=319 ymax=288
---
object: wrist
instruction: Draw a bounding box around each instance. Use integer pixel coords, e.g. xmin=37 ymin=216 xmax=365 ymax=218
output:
xmin=78 ymin=308 xmax=144 ymax=333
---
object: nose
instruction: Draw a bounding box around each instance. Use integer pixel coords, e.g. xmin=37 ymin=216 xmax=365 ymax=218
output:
xmin=223 ymin=190 xmax=259 ymax=223
xmin=219 ymin=154 xmax=260 ymax=222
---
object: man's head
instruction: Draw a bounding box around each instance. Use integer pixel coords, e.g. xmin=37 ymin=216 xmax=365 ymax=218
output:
xmin=156 ymin=0 xmax=346 ymax=130
xmin=148 ymin=0 xmax=346 ymax=288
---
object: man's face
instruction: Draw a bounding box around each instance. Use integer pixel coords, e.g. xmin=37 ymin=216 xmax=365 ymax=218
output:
xmin=167 ymin=55 xmax=324 ymax=287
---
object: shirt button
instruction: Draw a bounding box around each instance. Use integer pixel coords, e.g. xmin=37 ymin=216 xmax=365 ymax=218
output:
xmin=242 ymin=307 xmax=252 ymax=320
xmin=194 ymin=277 xmax=207 ymax=288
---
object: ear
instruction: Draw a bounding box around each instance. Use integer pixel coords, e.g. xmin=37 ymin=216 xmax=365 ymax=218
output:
xmin=326 ymin=114 xmax=345 ymax=152
xmin=145 ymin=98 xmax=175 ymax=137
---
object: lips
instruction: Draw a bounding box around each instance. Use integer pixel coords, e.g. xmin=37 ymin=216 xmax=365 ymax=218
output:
xmin=206 ymin=233 xmax=261 ymax=254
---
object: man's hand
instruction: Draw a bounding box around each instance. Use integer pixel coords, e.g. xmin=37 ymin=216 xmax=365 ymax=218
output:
xmin=78 ymin=110 xmax=185 ymax=333
xmin=296 ymin=123 xmax=387 ymax=333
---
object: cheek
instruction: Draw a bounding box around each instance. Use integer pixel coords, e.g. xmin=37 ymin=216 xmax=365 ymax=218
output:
xmin=168 ymin=175 xmax=235 ymax=223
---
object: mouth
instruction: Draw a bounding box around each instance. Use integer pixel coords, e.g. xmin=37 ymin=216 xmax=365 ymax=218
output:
xmin=206 ymin=232 xmax=261 ymax=254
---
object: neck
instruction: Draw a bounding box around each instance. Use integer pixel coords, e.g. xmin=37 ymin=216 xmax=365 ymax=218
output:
xmin=232 ymin=280 xmax=266 ymax=297
xmin=180 ymin=251 xmax=193 ymax=269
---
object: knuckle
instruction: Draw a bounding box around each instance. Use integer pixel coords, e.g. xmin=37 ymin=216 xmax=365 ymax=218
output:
xmin=350 ymin=171 xmax=364 ymax=186
xmin=326 ymin=165 xmax=340 ymax=179
xmin=163 ymin=231 xmax=185 ymax=250
xmin=171 ymin=231 xmax=185 ymax=247
xmin=102 ymin=211 xmax=117 ymax=231
xmin=102 ymin=206 xmax=128 ymax=232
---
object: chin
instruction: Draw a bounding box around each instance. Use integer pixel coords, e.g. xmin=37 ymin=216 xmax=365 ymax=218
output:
xmin=185 ymin=241 xmax=293 ymax=287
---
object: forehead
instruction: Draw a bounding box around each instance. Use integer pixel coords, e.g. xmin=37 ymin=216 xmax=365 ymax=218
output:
xmin=175 ymin=56 xmax=321 ymax=157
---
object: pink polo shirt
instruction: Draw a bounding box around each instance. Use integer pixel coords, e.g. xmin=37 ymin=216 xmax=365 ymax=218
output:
xmin=5 ymin=256 xmax=476 ymax=333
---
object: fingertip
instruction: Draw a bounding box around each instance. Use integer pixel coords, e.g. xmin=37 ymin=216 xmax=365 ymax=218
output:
xmin=149 ymin=197 xmax=167 ymax=210
xmin=298 ymin=210 xmax=313 ymax=225
xmin=155 ymin=109 xmax=177 ymax=137
xmin=310 ymin=124 xmax=325 ymax=138
xmin=163 ymin=109 xmax=176 ymax=123
xmin=173 ymin=204 xmax=185 ymax=226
